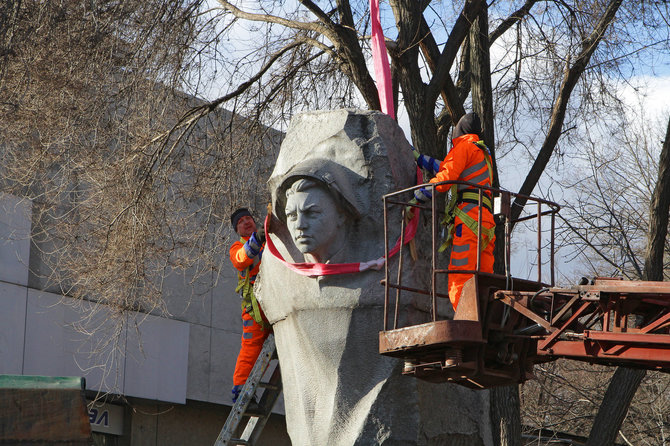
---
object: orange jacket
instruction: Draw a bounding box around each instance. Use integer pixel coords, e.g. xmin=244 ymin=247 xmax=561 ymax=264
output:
xmin=429 ymin=133 xmax=492 ymax=195
xmin=229 ymin=236 xmax=262 ymax=281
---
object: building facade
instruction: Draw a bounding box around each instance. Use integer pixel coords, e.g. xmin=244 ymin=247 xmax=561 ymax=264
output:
xmin=0 ymin=190 xmax=289 ymax=445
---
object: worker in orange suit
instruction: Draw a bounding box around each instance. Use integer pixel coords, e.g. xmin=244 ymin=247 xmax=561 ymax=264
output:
xmin=229 ymin=208 xmax=270 ymax=404
xmin=428 ymin=112 xmax=496 ymax=309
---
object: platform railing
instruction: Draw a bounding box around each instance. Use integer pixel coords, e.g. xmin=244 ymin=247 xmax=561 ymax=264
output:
xmin=382 ymin=180 xmax=561 ymax=331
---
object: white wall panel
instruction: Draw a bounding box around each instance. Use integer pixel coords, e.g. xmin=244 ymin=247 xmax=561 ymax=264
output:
xmin=23 ymin=290 xmax=126 ymax=395
xmin=186 ymin=323 xmax=211 ymax=402
xmin=161 ymin=267 xmax=213 ymax=326
xmin=0 ymin=281 xmax=27 ymax=374
xmin=123 ymin=311 xmax=189 ymax=404
xmin=211 ymin=270 xmax=243 ymax=332
xmin=209 ymin=327 xmax=241 ymax=405
xmin=0 ymin=193 xmax=31 ymax=286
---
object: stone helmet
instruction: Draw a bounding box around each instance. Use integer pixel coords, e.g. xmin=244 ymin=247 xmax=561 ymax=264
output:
xmin=272 ymin=158 xmax=363 ymax=224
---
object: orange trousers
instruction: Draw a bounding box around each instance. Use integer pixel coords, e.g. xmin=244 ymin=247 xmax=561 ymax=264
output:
xmin=448 ymin=207 xmax=495 ymax=309
xmin=233 ymin=309 xmax=270 ymax=386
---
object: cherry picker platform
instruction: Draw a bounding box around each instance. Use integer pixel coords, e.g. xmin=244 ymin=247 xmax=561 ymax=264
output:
xmin=379 ymin=182 xmax=670 ymax=389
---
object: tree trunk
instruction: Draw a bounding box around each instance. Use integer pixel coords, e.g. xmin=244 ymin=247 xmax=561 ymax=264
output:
xmin=489 ymin=386 xmax=522 ymax=446
xmin=586 ymin=368 xmax=646 ymax=446
xmin=418 ymin=15 xmax=465 ymax=148
xmin=389 ymin=0 xmax=438 ymax=158
xmin=643 ymin=115 xmax=670 ymax=283
xmin=586 ymin=115 xmax=670 ymax=446
xmin=469 ymin=2 xmax=498 ymax=189
xmin=470 ymin=6 xmax=521 ymax=446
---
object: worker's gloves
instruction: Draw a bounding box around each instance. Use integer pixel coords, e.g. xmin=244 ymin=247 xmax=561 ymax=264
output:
xmin=412 ymin=147 xmax=440 ymax=175
xmin=404 ymin=197 xmax=418 ymax=220
xmin=245 ymin=232 xmax=263 ymax=257
xmin=405 ymin=187 xmax=432 ymax=219
xmin=413 ymin=187 xmax=432 ymax=204
xmin=231 ymin=385 xmax=242 ymax=403
xmin=256 ymin=227 xmax=266 ymax=245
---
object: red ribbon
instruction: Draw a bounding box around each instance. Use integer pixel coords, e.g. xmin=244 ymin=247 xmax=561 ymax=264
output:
xmin=264 ymin=211 xmax=418 ymax=277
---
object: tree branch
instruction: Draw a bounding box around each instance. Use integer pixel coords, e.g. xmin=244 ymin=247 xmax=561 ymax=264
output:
xmin=302 ymin=38 xmax=336 ymax=58
xmin=217 ymin=0 xmax=329 ymax=35
xmin=425 ymin=0 xmax=484 ymax=106
xmin=585 ymin=106 xmax=670 ymax=446
xmin=134 ymin=37 xmax=307 ymax=193
xmin=488 ymin=0 xmax=538 ymax=45
xmin=298 ymin=0 xmax=337 ymax=29
xmin=418 ymin=15 xmax=465 ymax=132
xmin=510 ymin=0 xmax=623 ymax=223
xmin=299 ymin=0 xmax=378 ymax=109
xmin=558 ymin=214 xmax=637 ymax=274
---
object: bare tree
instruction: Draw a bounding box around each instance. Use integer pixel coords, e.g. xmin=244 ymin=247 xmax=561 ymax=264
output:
xmin=2 ymin=1 xmax=670 ymax=444
xmin=585 ymin=115 xmax=670 ymax=446
xmin=558 ymin=110 xmax=670 ymax=282
xmin=538 ymin=110 xmax=670 ymax=444
xmin=522 ymin=355 xmax=670 ymax=444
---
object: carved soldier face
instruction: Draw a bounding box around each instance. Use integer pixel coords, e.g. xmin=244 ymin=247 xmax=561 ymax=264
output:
xmin=284 ymin=179 xmax=347 ymax=263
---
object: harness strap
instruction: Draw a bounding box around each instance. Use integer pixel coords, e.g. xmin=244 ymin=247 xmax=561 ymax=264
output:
xmin=452 ymin=206 xmax=495 ymax=251
xmin=473 ymin=140 xmax=494 ymax=183
xmin=235 ymin=238 xmax=267 ymax=329
xmin=459 ymin=191 xmax=492 ymax=212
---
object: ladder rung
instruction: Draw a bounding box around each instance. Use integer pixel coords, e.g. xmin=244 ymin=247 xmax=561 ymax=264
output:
xmin=215 ymin=335 xmax=279 ymax=446
xmin=244 ymin=407 xmax=266 ymax=417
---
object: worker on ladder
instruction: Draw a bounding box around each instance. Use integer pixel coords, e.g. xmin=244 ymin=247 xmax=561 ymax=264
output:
xmin=229 ymin=208 xmax=270 ymax=406
xmin=410 ymin=113 xmax=496 ymax=309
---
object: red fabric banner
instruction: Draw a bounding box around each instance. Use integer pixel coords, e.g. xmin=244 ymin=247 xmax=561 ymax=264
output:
xmin=370 ymin=0 xmax=395 ymax=119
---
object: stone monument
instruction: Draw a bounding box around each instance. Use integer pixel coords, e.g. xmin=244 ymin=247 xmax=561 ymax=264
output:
xmin=256 ymin=109 xmax=492 ymax=445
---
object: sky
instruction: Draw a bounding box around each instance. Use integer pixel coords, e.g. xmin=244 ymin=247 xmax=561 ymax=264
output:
xmin=620 ymin=75 xmax=670 ymax=120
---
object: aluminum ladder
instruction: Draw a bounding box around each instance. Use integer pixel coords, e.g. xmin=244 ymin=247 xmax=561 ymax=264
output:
xmin=214 ymin=334 xmax=282 ymax=446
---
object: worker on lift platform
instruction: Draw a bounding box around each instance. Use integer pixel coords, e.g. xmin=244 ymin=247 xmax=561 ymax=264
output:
xmin=229 ymin=208 xmax=270 ymax=404
xmin=411 ymin=113 xmax=496 ymax=309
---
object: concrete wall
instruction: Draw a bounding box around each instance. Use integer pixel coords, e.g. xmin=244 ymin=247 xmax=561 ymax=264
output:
xmin=127 ymin=399 xmax=290 ymax=446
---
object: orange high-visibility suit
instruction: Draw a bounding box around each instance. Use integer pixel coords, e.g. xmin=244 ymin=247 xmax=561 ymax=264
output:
xmin=229 ymin=234 xmax=269 ymax=398
xmin=429 ymin=133 xmax=495 ymax=309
